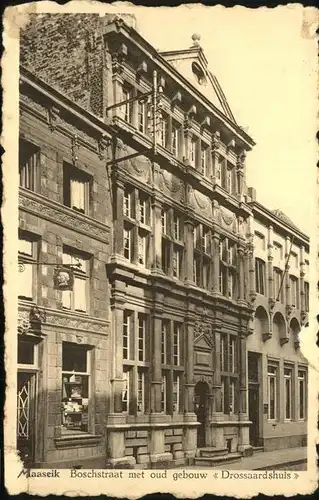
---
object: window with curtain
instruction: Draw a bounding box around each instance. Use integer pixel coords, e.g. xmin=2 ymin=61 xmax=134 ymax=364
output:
xmin=63 ymin=163 xmax=91 ymax=215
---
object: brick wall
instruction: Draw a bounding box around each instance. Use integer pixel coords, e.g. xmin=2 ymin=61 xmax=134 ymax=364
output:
xmin=20 ymin=13 xmax=111 ymax=116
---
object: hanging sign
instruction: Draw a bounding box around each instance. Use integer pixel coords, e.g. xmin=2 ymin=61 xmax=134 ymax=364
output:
xmin=53 ymin=266 xmax=74 ymax=291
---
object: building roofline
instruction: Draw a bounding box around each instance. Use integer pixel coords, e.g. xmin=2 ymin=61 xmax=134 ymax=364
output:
xmin=250 ymin=200 xmax=309 ymax=245
xmin=103 ymin=19 xmax=255 ymax=150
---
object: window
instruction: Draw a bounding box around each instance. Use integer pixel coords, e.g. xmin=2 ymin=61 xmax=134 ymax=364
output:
xmin=194 ymin=257 xmax=201 ymax=287
xmin=173 ymin=213 xmax=181 ymax=240
xmin=138 ymin=194 xmax=149 ymax=225
xmin=161 ymin=374 xmax=168 ymax=413
xmin=284 ymin=367 xmax=292 ymax=420
xmin=291 ymin=251 xmax=298 ymax=268
xmin=267 ymin=364 xmax=278 ymax=420
xmin=219 ymin=265 xmax=227 ymax=296
xmin=193 ymin=224 xmax=212 ymax=289
xmin=161 ymin=321 xmax=168 ymax=364
xmin=172 ymin=248 xmax=182 ymax=279
xmin=137 ymin=370 xmax=145 ymax=413
xmin=171 ymin=124 xmax=179 ymax=157
xmin=273 ymin=242 xmax=283 ymax=265
xmin=190 ymin=138 xmax=197 ymax=165
xmin=255 ymin=258 xmax=266 ymax=295
xmin=123 ymin=311 xmax=133 ymax=360
xmin=290 ymin=276 xmax=298 ymax=307
xmin=162 ymin=240 xmax=170 ymax=274
xmin=18 ymin=338 xmax=38 ymax=366
xmin=138 ymin=234 xmax=147 ymax=266
xmin=229 ymin=337 xmax=236 ymax=372
xmin=274 ymin=268 xmax=283 ymax=302
xmin=124 ymin=228 xmax=133 ymax=261
xmin=138 ymin=314 xmax=146 ymax=361
xmin=298 ymin=370 xmax=306 ymax=420
xmin=200 ymin=146 xmax=208 ymax=176
xmin=229 ymin=380 xmax=235 ymax=414
xmin=221 ymin=377 xmax=225 ymax=413
xmin=173 ymin=373 xmax=181 ymax=413
xmin=220 ymin=335 xmax=226 ymax=372
xmin=173 ymin=324 xmax=181 ymax=366
xmin=255 ymin=232 xmax=266 ymax=252
xmin=122 ymin=370 xmax=130 ymax=413
xmin=138 ymin=100 xmax=146 ymax=133
xmin=161 ymin=209 xmax=168 ymax=235
xmin=62 ymin=249 xmax=89 ymax=313
xmin=304 ymin=282 xmax=309 ymax=312
xmin=19 ymin=138 xmax=39 ymax=191
xmin=62 ymin=343 xmax=91 ymax=434
xmin=63 ymin=164 xmax=90 ymax=215
xmin=124 ymin=188 xmax=133 ymax=218
xmin=123 ymin=87 xmax=133 ymax=123
xmin=226 ymin=167 xmax=232 ymax=193
xmin=216 ymin=157 xmax=224 ymax=185
xmin=18 ymin=233 xmax=37 ymax=301
xmin=158 ymin=115 xmax=168 ymax=147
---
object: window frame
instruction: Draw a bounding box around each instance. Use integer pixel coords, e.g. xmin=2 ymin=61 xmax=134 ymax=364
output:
xmin=61 ymin=248 xmax=89 ymax=314
xmin=267 ymin=363 xmax=278 ymax=421
xmin=19 ymin=138 xmax=40 ymax=192
xmin=284 ymin=366 xmax=293 ymax=421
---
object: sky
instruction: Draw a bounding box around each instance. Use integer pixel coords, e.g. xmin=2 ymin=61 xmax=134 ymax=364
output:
xmin=131 ymin=5 xmax=317 ymax=235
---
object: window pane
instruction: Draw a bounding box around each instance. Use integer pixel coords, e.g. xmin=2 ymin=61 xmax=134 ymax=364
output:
xmin=70 ymin=179 xmax=85 ymax=212
xmin=18 ymin=340 xmax=35 ymax=365
xmin=62 ymin=344 xmax=87 ymax=372
xmin=74 ymin=277 xmax=87 ymax=312
xmin=19 ymin=263 xmax=33 ymax=299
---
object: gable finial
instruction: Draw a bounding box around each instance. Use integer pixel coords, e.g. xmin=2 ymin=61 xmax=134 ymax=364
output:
xmin=191 ymin=33 xmax=201 ymax=47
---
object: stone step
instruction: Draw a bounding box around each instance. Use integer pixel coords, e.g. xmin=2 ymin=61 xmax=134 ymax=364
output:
xmin=252 ymin=446 xmax=264 ymax=454
xmin=199 ymin=447 xmax=228 ymax=458
xmin=195 ymin=453 xmax=242 ymax=468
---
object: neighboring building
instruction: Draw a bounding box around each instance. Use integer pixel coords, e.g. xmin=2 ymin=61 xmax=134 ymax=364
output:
xmin=245 ymin=197 xmax=309 ymax=451
xmin=16 ymin=14 xmax=308 ymax=469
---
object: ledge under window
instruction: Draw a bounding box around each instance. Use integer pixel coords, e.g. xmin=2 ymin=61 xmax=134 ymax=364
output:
xmin=55 ymin=433 xmax=102 ymax=449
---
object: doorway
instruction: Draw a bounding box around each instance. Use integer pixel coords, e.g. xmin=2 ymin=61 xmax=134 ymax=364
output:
xmin=17 ymin=372 xmax=37 ymax=466
xmin=194 ymin=381 xmax=209 ymax=448
xmin=248 ymin=352 xmax=261 ymax=447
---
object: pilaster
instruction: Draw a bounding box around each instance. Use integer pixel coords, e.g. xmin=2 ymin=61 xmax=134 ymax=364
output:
xmin=212 ymin=231 xmax=221 ymax=295
xmin=184 ymin=217 xmax=195 ymax=285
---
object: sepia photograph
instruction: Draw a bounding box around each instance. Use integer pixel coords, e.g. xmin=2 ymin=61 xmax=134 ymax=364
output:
xmin=3 ymin=1 xmax=318 ymax=497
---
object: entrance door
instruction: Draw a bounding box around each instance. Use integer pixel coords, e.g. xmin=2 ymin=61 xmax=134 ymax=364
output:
xmin=194 ymin=382 xmax=209 ymax=448
xmin=248 ymin=384 xmax=260 ymax=446
xmin=17 ymin=372 xmax=36 ymax=466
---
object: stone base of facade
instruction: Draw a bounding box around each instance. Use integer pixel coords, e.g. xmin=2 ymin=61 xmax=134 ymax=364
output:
xmin=35 ymin=455 xmax=107 ymax=469
xmin=262 ymin=434 xmax=307 ymax=452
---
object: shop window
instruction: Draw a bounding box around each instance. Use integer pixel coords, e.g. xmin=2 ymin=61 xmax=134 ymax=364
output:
xmin=173 ymin=373 xmax=181 ymax=413
xmin=62 ymin=249 xmax=89 ymax=313
xmin=61 ymin=343 xmax=91 ymax=434
xmin=137 ymin=370 xmax=145 ymax=413
xmin=122 ymin=369 xmax=131 ymax=413
xmin=63 ymin=163 xmax=91 ymax=215
xmin=19 ymin=138 xmax=39 ymax=191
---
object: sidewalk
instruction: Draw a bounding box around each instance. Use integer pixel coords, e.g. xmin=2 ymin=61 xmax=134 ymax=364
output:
xmin=210 ymin=447 xmax=307 ymax=470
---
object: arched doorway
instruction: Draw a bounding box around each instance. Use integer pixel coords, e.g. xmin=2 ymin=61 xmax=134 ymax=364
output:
xmin=194 ymin=381 xmax=209 ymax=448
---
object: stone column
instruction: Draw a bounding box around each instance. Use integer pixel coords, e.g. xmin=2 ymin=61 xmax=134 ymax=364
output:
xmin=237 ymin=333 xmax=252 ymax=455
xmin=212 ymin=329 xmax=222 ymax=413
xmin=236 ymin=150 xmax=246 ymax=199
xmin=267 ymin=225 xmax=274 ymax=305
xmin=110 ymin=292 xmax=126 ymax=413
xmin=300 ymin=245 xmax=305 ymax=312
xmin=183 ymin=119 xmax=192 ymax=164
xmin=211 ymin=131 xmax=220 ymax=183
xmin=113 ymin=179 xmax=125 ymax=256
xmin=212 ymin=233 xmax=220 ymax=294
xmin=166 ymin=115 xmax=172 ymax=151
xmin=184 ymin=217 xmax=195 ymax=285
xmin=111 ymin=58 xmax=124 ymax=120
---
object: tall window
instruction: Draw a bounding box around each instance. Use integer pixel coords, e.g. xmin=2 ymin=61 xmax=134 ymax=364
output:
xmin=161 ymin=374 xmax=167 ymax=413
xmin=138 ymin=192 xmax=150 ymax=225
xmin=138 ymin=314 xmax=146 ymax=362
xmin=171 ymin=124 xmax=179 ymax=157
xmin=138 ymin=100 xmax=146 ymax=133
xmin=124 ymin=187 xmax=133 ymax=218
xmin=122 ymin=311 xmax=150 ymax=415
xmin=158 ymin=114 xmax=168 ymax=147
xmin=63 ymin=164 xmax=91 ymax=215
xmin=290 ymin=276 xmax=298 ymax=307
xmin=274 ymin=268 xmax=283 ymax=302
xmin=200 ymin=145 xmax=208 ymax=176
xmin=62 ymin=249 xmax=89 ymax=313
xmin=18 ymin=233 xmax=38 ymax=301
xmin=161 ymin=321 xmax=168 ymax=364
xmin=173 ymin=324 xmax=181 ymax=366
xmin=298 ymin=370 xmax=306 ymax=420
xmin=284 ymin=367 xmax=292 ymax=420
xmin=161 ymin=208 xmax=184 ymax=279
xmin=62 ymin=343 xmax=91 ymax=434
xmin=255 ymin=258 xmax=266 ymax=295
xmin=220 ymin=334 xmax=238 ymax=414
xmin=123 ymin=228 xmax=133 ymax=261
xmin=19 ymin=138 xmax=39 ymax=191
xmin=123 ymin=311 xmax=133 ymax=360
xmin=193 ymin=224 xmax=211 ymax=289
xmin=123 ymin=187 xmax=151 ymax=267
xmin=173 ymin=373 xmax=181 ymax=413
xmin=267 ymin=364 xmax=278 ymax=420
xmin=123 ymin=87 xmax=133 ymax=123
xmin=304 ymin=282 xmax=309 ymax=312
xmin=219 ymin=238 xmax=237 ymax=298
xmin=190 ymin=137 xmax=197 ymax=165
xmin=273 ymin=242 xmax=283 ymax=266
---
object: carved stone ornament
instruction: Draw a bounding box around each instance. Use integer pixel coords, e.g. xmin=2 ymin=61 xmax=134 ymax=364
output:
xmin=47 ymin=106 xmax=61 ymax=132
xmin=212 ymin=131 xmax=221 ymax=151
xmin=97 ymin=134 xmax=110 ymax=160
xmin=71 ymin=135 xmax=79 ymax=164
xmin=127 ymin=154 xmax=152 ymax=184
xmin=220 ymin=207 xmax=236 ymax=227
xmin=18 ymin=311 xmax=31 ymax=335
xmin=53 ymin=267 xmax=74 ymax=291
